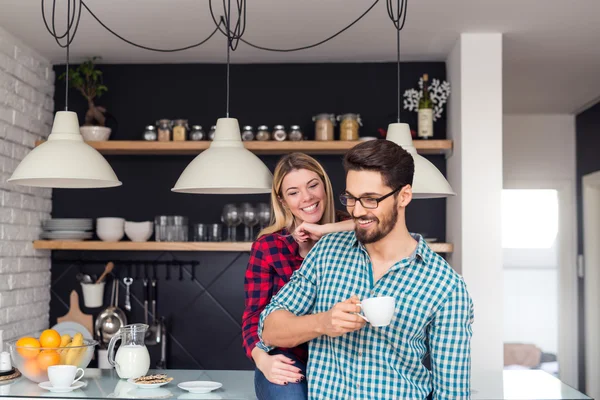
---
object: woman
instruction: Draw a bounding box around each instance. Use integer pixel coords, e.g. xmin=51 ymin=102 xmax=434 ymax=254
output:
xmin=242 ymin=153 xmax=353 ymax=400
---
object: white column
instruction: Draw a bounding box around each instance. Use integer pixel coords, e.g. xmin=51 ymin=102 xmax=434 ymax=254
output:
xmin=446 ymin=33 xmax=504 ymax=390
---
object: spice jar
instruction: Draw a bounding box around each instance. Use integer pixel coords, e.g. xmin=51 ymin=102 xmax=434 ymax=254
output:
xmin=256 ymin=125 xmax=270 ymax=141
xmin=313 ymin=113 xmax=336 ymax=141
xmin=208 ymin=125 xmax=217 ymax=141
xmin=190 ymin=125 xmax=205 ymax=141
xmin=172 ymin=119 xmax=189 ymax=141
xmin=337 ymin=113 xmax=362 ymax=141
xmin=143 ymin=125 xmax=157 ymax=141
xmin=241 ymin=125 xmax=255 ymax=141
xmin=289 ymin=125 xmax=303 ymax=141
xmin=157 ymin=119 xmax=172 ymax=142
xmin=273 ymin=125 xmax=287 ymax=142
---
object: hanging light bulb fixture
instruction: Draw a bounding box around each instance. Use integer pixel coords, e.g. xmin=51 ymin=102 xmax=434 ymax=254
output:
xmin=9 ymin=0 xmax=120 ymax=189
xmin=172 ymin=1 xmax=272 ymax=194
xmin=384 ymin=0 xmax=454 ymax=199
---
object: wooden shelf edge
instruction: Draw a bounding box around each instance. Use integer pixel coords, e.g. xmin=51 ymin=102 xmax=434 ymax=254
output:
xmin=33 ymin=240 xmax=453 ymax=253
xmin=35 ymin=140 xmax=452 ymax=156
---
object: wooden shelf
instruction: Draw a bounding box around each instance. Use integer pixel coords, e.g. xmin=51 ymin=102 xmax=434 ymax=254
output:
xmin=33 ymin=240 xmax=453 ymax=253
xmin=34 ymin=140 xmax=452 ymax=156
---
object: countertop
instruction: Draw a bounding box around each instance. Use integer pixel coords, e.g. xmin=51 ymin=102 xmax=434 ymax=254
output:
xmin=0 ymin=369 xmax=592 ymax=399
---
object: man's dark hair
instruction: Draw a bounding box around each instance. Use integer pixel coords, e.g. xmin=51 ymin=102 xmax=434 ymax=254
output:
xmin=343 ymin=140 xmax=414 ymax=189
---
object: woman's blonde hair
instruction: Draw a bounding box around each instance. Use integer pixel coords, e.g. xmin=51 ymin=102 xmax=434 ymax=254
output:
xmin=258 ymin=152 xmax=336 ymax=238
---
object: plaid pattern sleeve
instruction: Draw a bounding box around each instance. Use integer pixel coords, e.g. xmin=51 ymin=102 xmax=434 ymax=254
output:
xmin=430 ymin=277 xmax=474 ymax=399
xmin=256 ymin=243 xmax=320 ymax=352
xmin=241 ymin=239 xmax=273 ymax=359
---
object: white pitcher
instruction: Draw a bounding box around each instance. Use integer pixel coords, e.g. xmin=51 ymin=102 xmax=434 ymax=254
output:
xmin=107 ymin=324 xmax=150 ymax=379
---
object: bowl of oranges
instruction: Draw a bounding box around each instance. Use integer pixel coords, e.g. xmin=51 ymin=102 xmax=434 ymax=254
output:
xmin=8 ymin=329 xmax=98 ymax=383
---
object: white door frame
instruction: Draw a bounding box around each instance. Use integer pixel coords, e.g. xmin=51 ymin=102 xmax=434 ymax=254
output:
xmin=504 ymin=179 xmax=578 ymax=387
xmin=583 ymin=171 xmax=600 ymax=399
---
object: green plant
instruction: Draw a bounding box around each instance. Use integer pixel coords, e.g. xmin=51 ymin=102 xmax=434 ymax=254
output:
xmin=59 ymin=56 xmax=109 ymax=126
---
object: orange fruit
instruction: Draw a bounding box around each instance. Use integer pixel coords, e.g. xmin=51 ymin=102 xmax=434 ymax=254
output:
xmin=16 ymin=337 xmax=41 ymax=359
xmin=39 ymin=329 xmax=61 ymax=348
xmin=23 ymin=358 xmax=42 ymax=377
xmin=36 ymin=350 xmax=61 ymax=371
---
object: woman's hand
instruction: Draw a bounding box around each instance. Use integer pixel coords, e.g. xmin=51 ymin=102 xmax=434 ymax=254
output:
xmin=254 ymin=351 xmax=304 ymax=385
xmin=293 ymin=222 xmax=328 ymax=242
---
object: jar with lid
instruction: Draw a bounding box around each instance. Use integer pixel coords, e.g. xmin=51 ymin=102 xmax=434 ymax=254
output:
xmin=156 ymin=119 xmax=172 ymax=142
xmin=337 ymin=113 xmax=362 ymax=141
xmin=289 ymin=125 xmax=303 ymax=141
xmin=273 ymin=125 xmax=287 ymax=142
xmin=241 ymin=125 xmax=254 ymax=141
xmin=172 ymin=119 xmax=189 ymax=141
xmin=189 ymin=125 xmax=205 ymax=141
xmin=143 ymin=125 xmax=157 ymax=141
xmin=256 ymin=125 xmax=270 ymax=141
xmin=208 ymin=125 xmax=217 ymax=141
xmin=313 ymin=114 xmax=336 ymax=141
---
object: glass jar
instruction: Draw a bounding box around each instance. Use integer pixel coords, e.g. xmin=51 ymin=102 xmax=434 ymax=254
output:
xmin=256 ymin=125 xmax=270 ymax=141
xmin=208 ymin=125 xmax=217 ymax=141
xmin=143 ymin=125 xmax=157 ymax=141
xmin=273 ymin=125 xmax=287 ymax=142
xmin=337 ymin=113 xmax=362 ymax=141
xmin=172 ymin=119 xmax=189 ymax=141
xmin=289 ymin=125 xmax=303 ymax=141
xmin=313 ymin=113 xmax=336 ymax=141
xmin=156 ymin=119 xmax=172 ymax=142
xmin=189 ymin=125 xmax=205 ymax=141
xmin=241 ymin=125 xmax=254 ymax=141
xmin=154 ymin=216 xmax=168 ymax=242
xmin=173 ymin=216 xmax=188 ymax=242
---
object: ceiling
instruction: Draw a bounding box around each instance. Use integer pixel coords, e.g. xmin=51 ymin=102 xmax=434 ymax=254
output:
xmin=0 ymin=0 xmax=599 ymax=113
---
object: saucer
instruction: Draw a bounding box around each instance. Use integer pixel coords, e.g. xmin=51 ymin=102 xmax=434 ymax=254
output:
xmin=38 ymin=381 xmax=85 ymax=393
xmin=177 ymin=381 xmax=222 ymax=394
xmin=127 ymin=378 xmax=170 ymax=389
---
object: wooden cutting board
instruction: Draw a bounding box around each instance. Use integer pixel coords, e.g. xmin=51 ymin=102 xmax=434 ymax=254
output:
xmin=57 ymin=290 xmax=93 ymax=337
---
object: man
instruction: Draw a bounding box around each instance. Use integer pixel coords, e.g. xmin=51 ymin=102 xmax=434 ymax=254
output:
xmin=256 ymin=140 xmax=474 ymax=399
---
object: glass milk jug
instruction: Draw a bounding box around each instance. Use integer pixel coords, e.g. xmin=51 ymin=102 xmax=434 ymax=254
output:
xmin=108 ymin=324 xmax=150 ymax=379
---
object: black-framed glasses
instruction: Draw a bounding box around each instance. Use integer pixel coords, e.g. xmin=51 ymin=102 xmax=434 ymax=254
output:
xmin=339 ymin=187 xmax=402 ymax=209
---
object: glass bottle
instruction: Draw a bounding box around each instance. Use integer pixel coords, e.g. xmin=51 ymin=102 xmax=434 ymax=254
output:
xmin=273 ymin=125 xmax=287 ymax=142
xmin=241 ymin=125 xmax=255 ymax=141
xmin=289 ymin=125 xmax=303 ymax=141
xmin=172 ymin=119 xmax=189 ymax=141
xmin=156 ymin=119 xmax=172 ymax=142
xmin=418 ymin=73 xmax=434 ymax=139
xmin=313 ymin=114 xmax=336 ymax=141
xmin=256 ymin=125 xmax=270 ymax=141
xmin=337 ymin=114 xmax=362 ymax=141
xmin=143 ymin=125 xmax=157 ymax=141
xmin=189 ymin=125 xmax=205 ymax=141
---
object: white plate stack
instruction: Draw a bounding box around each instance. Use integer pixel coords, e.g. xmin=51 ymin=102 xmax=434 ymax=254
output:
xmin=40 ymin=218 xmax=94 ymax=240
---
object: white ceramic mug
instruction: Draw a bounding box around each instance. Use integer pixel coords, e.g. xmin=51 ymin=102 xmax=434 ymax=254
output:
xmin=48 ymin=365 xmax=85 ymax=388
xmin=357 ymin=296 xmax=396 ymax=327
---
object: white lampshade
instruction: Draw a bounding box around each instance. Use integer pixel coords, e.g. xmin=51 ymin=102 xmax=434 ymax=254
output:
xmin=386 ymin=123 xmax=455 ymax=199
xmin=8 ymin=111 xmax=121 ymax=188
xmin=172 ymin=118 xmax=273 ymax=194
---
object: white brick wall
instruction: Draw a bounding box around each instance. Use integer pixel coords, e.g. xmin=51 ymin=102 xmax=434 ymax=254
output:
xmin=0 ymin=25 xmax=54 ymax=341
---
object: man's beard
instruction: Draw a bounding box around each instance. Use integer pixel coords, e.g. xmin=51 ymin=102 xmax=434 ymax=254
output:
xmin=354 ymin=201 xmax=399 ymax=244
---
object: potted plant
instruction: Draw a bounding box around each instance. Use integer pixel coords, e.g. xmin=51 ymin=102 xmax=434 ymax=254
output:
xmin=60 ymin=56 xmax=111 ymax=141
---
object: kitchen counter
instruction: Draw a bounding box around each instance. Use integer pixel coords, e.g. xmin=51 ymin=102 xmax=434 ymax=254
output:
xmin=0 ymin=369 xmax=592 ymax=399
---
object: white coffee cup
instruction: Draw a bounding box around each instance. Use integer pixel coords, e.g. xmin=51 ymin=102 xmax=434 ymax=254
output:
xmin=357 ymin=296 xmax=396 ymax=327
xmin=48 ymin=365 xmax=85 ymax=388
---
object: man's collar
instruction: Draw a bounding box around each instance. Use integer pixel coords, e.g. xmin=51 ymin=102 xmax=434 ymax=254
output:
xmin=351 ymin=232 xmax=431 ymax=264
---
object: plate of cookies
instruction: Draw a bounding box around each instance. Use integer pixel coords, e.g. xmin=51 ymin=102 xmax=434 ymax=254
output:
xmin=128 ymin=374 xmax=174 ymax=389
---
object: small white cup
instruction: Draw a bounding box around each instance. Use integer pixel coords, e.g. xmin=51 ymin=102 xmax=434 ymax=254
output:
xmin=81 ymin=281 xmax=106 ymax=308
xmin=48 ymin=365 xmax=85 ymax=388
xmin=357 ymin=296 xmax=396 ymax=327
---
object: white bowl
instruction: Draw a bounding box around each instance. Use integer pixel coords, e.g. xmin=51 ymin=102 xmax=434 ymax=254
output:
xmin=96 ymin=217 xmax=125 ymax=230
xmin=125 ymin=221 xmax=153 ymax=242
xmin=80 ymin=126 xmax=111 ymax=141
xmin=96 ymin=229 xmax=124 ymax=242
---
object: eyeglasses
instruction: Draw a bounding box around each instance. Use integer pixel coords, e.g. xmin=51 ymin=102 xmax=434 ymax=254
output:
xmin=339 ymin=187 xmax=402 ymax=209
